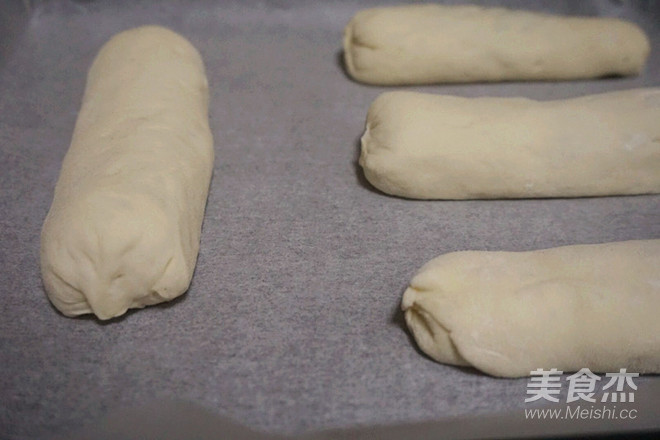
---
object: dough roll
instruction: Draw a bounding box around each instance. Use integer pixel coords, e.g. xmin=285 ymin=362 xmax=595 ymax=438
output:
xmin=402 ymin=240 xmax=660 ymax=378
xmin=40 ymin=26 xmax=214 ymax=320
xmin=360 ymin=89 xmax=660 ymax=199
xmin=343 ymin=4 xmax=650 ymax=85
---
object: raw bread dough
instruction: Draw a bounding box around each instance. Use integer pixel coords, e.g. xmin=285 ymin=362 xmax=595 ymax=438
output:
xmin=360 ymin=89 xmax=660 ymax=199
xmin=343 ymin=4 xmax=650 ymax=85
xmin=402 ymin=240 xmax=660 ymax=378
xmin=40 ymin=26 xmax=214 ymax=320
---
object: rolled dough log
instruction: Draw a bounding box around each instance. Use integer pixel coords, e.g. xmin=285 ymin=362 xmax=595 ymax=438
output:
xmin=40 ymin=26 xmax=214 ymax=320
xmin=343 ymin=4 xmax=650 ymax=85
xmin=360 ymin=89 xmax=660 ymax=199
xmin=402 ymin=240 xmax=660 ymax=378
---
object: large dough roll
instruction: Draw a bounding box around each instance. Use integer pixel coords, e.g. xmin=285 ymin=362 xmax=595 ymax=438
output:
xmin=401 ymin=240 xmax=660 ymax=378
xmin=40 ymin=26 xmax=214 ymax=320
xmin=360 ymin=89 xmax=660 ymax=199
xmin=343 ymin=4 xmax=650 ymax=85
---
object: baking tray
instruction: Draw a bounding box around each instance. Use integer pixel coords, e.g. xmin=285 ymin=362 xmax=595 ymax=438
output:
xmin=1 ymin=0 xmax=659 ymax=438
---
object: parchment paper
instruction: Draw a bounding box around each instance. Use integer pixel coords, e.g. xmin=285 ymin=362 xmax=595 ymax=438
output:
xmin=1 ymin=0 xmax=659 ymax=438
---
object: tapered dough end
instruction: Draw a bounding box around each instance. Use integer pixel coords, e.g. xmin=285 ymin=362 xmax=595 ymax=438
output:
xmin=608 ymin=19 xmax=651 ymax=76
xmin=358 ymin=92 xmax=427 ymax=198
xmin=627 ymin=26 xmax=650 ymax=74
xmin=97 ymin=25 xmax=202 ymax=59
xmin=403 ymin=280 xmax=525 ymax=377
xmin=342 ymin=9 xmax=374 ymax=85
xmin=402 ymin=287 xmax=470 ymax=367
xmin=342 ymin=15 xmax=357 ymax=82
xmin=342 ymin=7 xmax=409 ymax=85
xmin=41 ymin=190 xmax=193 ymax=321
xmin=401 ymin=265 xmax=569 ymax=378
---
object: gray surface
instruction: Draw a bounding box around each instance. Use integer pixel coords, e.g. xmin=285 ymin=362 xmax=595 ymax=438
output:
xmin=50 ymin=385 xmax=660 ymax=440
xmin=1 ymin=0 xmax=659 ymax=438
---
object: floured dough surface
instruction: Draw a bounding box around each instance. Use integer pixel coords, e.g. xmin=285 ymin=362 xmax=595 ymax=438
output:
xmin=360 ymin=89 xmax=660 ymax=199
xmin=40 ymin=26 xmax=214 ymax=320
xmin=401 ymin=240 xmax=660 ymax=378
xmin=343 ymin=4 xmax=650 ymax=85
